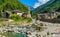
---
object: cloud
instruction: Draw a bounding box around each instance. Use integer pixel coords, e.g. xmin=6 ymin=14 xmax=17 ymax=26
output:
xmin=34 ymin=2 xmax=40 ymax=8
xmin=34 ymin=0 xmax=49 ymax=8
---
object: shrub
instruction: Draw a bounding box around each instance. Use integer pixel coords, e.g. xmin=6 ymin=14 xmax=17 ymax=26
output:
xmin=23 ymin=17 xmax=32 ymax=22
xmin=40 ymin=23 xmax=43 ymax=26
xmin=0 ymin=18 xmax=6 ymax=21
xmin=31 ymin=24 xmax=36 ymax=27
xmin=57 ymin=14 xmax=60 ymax=18
xmin=47 ymin=32 xmax=50 ymax=35
xmin=10 ymin=14 xmax=22 ymax=21
xmin=10 ymin=14 xmax=32 ymax=22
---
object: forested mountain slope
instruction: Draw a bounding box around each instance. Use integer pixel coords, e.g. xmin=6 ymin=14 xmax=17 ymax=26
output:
xmin=0 ymin=0 xmax=28 ymax=13
xmin=32 ymin=0 xmax=60 ymax=14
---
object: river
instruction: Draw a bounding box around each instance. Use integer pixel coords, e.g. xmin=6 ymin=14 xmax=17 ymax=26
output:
xmin=1 ymin=32 xmax=28 ymax=37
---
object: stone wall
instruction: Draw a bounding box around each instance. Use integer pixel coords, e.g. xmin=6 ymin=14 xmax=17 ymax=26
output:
xmin=37 ymin=12 xmax=60 ymax=20
xmin=39 ymin=19 xmax=60 ymax=23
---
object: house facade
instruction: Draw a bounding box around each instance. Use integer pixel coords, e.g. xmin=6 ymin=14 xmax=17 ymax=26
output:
xmin=49 ymin=29 xmax=60 ymax=37
xmin=37 ymin=12 xmax=60 ymax=20
xmin=2 ymin=10 xmax=11 ymax=18
xmin=2 ymin=10 xmax=31 ymax=18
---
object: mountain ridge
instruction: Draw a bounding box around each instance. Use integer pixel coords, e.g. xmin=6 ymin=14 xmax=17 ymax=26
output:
xmin=32 ymin=0 xmax=60 ymax=14
xmin=0 ymin=0 xmax=28 ymax=12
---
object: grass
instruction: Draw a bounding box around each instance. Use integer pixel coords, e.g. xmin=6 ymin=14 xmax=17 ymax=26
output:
xmin=0 ymin=16 xmax=32 ymax=26
xmin=0 ymin=20 xmax=32 ymax=26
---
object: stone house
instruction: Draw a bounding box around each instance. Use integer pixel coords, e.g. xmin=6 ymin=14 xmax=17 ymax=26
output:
xmin=2 ymin=10 xmax=31 ymax=18
xmin=37 ymin=14 xmax=45 ymax=20
xmin=44 ymin=12 xmax=57 ymax=19
xmin=37 ymin=12 xmax=60 ymax=20
xmin=22 ymin=12 xmax=31 ymax=18
xmin=45 ymin=12 xmax=60 ymax=19
xmin=2 ymin=10 xmax=11 ymax=18
xmin=12 ymin=10 xmax=31 ymax=18
xmin=49 ymin=29 xmax=60 ymax=37
xmin=11 ymin=10 xmax=23 ymax=16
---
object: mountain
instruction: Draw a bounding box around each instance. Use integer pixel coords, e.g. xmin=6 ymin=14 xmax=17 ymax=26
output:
xmin=29 ymin=6 xmax=34 ymax=11
xmin=0 ymin=0 xmax=28 ymax=13
xmin=32 ymin=0 xmax=60 ymax=14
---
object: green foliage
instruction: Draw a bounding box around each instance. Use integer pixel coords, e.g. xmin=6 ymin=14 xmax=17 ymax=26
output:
xmin=0 ymin=18 xmax=6 ymax=21
xmin=10 ymin=14 xmax=22 ymax=21
xmin=47 ymin=32 xmax=50 ymax=35
xmin=57 ymin=14 xmax=60 ymax=18
xmin=40 ymin=23 xmax=43 ymax=26
xmin=31 ymin=24 xmax=36 ymax=26
xmin=32 ymin=0 xmax=60 ymax=13
xmin=0 ymin=0 xmax=29 ymax=17
xmin=23 ymin=17 xmax=32 ymax=22
xmin=10 ymin=14 xmax=32 ymax=22
xmin=31 ymin=12 xmax=37 ymax=18
xmin=0 ymin=0 xmax=28 ymax=12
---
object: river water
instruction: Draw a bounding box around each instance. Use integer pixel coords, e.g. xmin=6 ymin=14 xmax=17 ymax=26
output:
xmin=2 ymin=32 xmax=28 ymax=37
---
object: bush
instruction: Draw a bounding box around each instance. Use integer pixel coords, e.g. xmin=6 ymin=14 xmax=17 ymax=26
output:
xmin=10 ymin=14 xmax=22 ymax=21
xmin=47 ymin=32 xmax=50 ymax=35
xmin=31 ymin=24 xmax=36 ymax=27
xmin=57 ymin=14 xmax=60 ymax=18
xmin=10 ymin=14 xmax=32 ymax=22
xmin=0 ymin=18 xmax=6 ymax=21
xmin=23 ymin=17 xmax=32 ymax=22
xmin=40 ymin=23 xmax=43 ymax=26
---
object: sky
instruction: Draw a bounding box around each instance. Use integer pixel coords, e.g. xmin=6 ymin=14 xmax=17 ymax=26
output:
xmin=19 ymin=0 xmax=50 ymax=8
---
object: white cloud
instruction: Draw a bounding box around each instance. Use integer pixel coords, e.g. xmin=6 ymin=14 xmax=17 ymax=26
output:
xmin=34 ymin=2 xmax=40 ymax=8
xmin=34 ymin=0 xmax=49 ymax=8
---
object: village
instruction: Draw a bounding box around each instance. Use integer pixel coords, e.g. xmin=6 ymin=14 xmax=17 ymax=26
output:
xmin=0 ymin=9 xmax=60 ymax=37
xmin=0 ymin=0 xmax=60 ymax=37
xmin=37 ymin=11 xmax=60 ymax=23
xmin=2 ymin=9 xmax=31 ymax=18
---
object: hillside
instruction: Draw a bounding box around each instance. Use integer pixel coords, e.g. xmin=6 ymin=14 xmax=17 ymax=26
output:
xmin=32 ymin=0 xmax=60 ymax=14
xmin=0 ymin=0 xmax=28 ymax=14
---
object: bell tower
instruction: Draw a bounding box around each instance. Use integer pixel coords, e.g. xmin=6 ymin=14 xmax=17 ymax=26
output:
xmin=27 ymin=7 xmax=31 ymax=18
